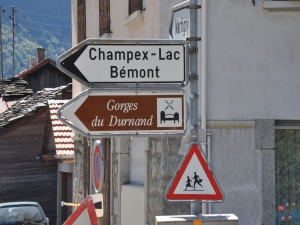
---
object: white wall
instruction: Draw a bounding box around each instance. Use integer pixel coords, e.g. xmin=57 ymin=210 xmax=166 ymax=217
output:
xmin=203 ymin=1 xmax=300 ymax=224
xmin=110 ymin=0 xmax=159 ymax=38
xmin=86 ymin=0 xmax=99 ymax=38
xmin=69 ymin=0 xmax=300 ymax=224
xmin=210 ymin=127 xmax=261 ymax=224
xmin=121 ymin=185 xmax=145 ymax=225
xmin=71 ymin=0 xmax=83 ymax=97
xmin=206 ymin=0 xmax=300 ymax=120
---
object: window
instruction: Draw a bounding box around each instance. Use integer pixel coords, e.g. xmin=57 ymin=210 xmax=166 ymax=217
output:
xmin=99 ymin=0 xmax=110 ymax=36
xmin=275 ymin=127 xmax=300 ymax=224
xmin=129 ymin=0 xmax=143 ymax=15
xmin=77 ymin=0 xmax=86 ymax=43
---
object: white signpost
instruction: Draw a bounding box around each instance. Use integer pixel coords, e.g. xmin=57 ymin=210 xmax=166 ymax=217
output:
xmin=56 ymin=39 xmax=189 ymax=88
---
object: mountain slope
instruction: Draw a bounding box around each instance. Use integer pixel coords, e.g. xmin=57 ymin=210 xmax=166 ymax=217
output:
xmin=0 ymin=0 xmax=71 ymax=77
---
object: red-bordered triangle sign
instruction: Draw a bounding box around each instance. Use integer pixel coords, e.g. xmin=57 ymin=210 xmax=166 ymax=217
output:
xmin=165 ymin=143 xmax=224 ymax=202
xmin=63 ymin=196 xmax=98 ymax=225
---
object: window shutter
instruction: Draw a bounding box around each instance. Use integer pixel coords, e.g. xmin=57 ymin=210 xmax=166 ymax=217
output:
xmin=129 ymin=0 xmax=143 ymax=15
xmin=130 ymin=137 xmax=146 ymax=185
xmin=99 ymin=0 xmax=110 ymax=36
xmin=77 ymin=0 xmax=86 ymax=43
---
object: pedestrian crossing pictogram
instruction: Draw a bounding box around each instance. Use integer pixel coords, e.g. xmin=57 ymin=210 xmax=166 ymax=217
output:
xmin=165 ymin=143 xmax=224 ymax=202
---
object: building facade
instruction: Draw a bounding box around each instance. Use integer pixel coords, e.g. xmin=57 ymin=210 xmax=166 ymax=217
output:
xmin=69 ymin=0 xmax=300 ymax=225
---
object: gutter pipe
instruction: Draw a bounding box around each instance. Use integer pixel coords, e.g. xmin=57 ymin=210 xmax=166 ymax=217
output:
xmin=201 ymin=0 xmax=209 ymax=214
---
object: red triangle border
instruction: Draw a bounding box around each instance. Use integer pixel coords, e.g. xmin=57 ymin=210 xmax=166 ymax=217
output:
xmin=166 ymin=143 xmax=223 ymax=201
xmin=63 ymin=196 xmax=98 ymax=225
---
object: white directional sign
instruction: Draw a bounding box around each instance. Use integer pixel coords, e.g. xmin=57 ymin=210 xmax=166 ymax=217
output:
xmin=56 ymin=39 xmax=189 ymax=88
xmin=165 ymin=143 xmax=223 ymax=202
xmin=169 ymin=0 xmax=190 ymax=40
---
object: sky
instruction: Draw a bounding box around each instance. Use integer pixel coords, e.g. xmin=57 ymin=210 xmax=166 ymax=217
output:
xmin=0 ymin=0 xmax=71 ymax=32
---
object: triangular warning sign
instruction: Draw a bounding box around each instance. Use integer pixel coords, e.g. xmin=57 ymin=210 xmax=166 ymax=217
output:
xmin=63 ymin=196 xmax=98 ymax=225
xmin=165 ymin=143 xmax=223 ymax=202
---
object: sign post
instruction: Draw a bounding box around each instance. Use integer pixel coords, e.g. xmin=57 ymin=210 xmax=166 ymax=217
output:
xmin=189 ymin=0 xmax=201 ymax=215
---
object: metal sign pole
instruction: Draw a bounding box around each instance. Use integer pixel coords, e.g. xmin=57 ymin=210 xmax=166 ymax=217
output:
xmin=189 ymin=0 xmax=199 ymax=216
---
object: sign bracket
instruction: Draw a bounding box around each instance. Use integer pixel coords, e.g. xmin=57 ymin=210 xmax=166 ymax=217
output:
xmin=189 ymin=46 xmax=198 ymax=54
xmin=189 ymin=73 xmax=198 ymax=81
xmin=186 ymin=37 xmax=201 ymax=42
xmin=189 ymin=93 xmax=199 ymax=99
xmin=186 ymin=5 xmax=201 ymax=9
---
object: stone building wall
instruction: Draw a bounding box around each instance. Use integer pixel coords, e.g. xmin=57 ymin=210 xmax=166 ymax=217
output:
xmin=111 ymin=137 xmax=131 ymax=225
xmin=147 ymin=137 xmax=191 ymax=224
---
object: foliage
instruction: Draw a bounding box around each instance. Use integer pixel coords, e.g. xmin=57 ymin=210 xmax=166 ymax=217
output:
xmin=0 ymin=0 xmax=71 ymax=78
xmin=276 ymin=130 xmax=300 ymax=224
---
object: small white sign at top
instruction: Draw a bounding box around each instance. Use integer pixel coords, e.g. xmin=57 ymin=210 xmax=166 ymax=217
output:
xmin=169 ymin=0 xmax=190 ymax=40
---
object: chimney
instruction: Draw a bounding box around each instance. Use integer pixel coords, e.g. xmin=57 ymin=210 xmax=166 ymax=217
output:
xmin=30 ymin=58 xmax=37 ymax=67
xmin=37 ymin=48 xmax=45 ymax=63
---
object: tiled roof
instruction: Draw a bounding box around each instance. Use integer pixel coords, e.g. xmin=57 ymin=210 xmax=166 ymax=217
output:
xmin=0 ymin=83 xmax=72 ymax=132
xmin=48 ymin=100 xmax=74 ymax=156
xmin=15 ymin=58 xmax=54 ymax=78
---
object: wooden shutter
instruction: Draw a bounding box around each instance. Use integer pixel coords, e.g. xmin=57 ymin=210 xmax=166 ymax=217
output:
xmin=77 ymin=0 xmax=86 ymax=43
xmin=101 ymin=138 xmax=111 ymax=225
xmin=129 ymin=0 xmax=143 ymax=15
xmin=99 ymin=0 xmax=110 ymax=36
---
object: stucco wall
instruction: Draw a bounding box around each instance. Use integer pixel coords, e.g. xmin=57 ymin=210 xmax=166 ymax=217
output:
xmin=68 ymin=1 xmax=299 ymax=224
xmin=206 ymin=0 xmax=300 ymax=120
xmin=86 ymin=0 xmax=99 ymax=39
xmin=72 ymin=139 xmax=84 ymax=206
xmin=147 ymin=137 xmax=191 ymax=224
xmin=111 ymin=137 xmax=131 ymax=225
xmin=110 ymin=0 xmax=159 ymax=39
xmin=209 ymin=127 xmax=261 ymax=224
xmin=121 ymin=185 xmax=144 ymax=225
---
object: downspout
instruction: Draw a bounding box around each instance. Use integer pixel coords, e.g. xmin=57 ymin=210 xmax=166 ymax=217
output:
xmin=201 ymin=0 xmax=208 ymax=214
xmin=207 ymin=133 xmax=211 ymax=213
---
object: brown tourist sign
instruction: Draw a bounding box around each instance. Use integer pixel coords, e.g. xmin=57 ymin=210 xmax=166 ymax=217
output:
xmin=57 ymin=89 xmax=190 ymax=137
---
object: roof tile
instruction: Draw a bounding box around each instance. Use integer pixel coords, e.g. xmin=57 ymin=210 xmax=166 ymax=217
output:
xmin=48 ymin=99 xmax=74 ymax=156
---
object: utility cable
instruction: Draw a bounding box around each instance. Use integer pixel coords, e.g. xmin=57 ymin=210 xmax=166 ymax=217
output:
xmin=16 ymin=33 xmax=71 ymax=46
xmin=17 ymin=9 xmax=70 ymax=19
xmin=19 ymin=24 xmax=71 ymax=37
xmin=15 ymin=17 xmax=71 ymax=28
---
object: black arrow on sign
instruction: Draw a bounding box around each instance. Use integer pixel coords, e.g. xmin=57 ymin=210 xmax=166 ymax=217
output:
xmin=60 ymin=44 xmax=89 ymax=83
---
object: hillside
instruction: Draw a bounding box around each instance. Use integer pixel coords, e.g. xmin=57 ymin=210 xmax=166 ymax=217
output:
xmin=0 ymin=0 xmax=71 ymax=78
